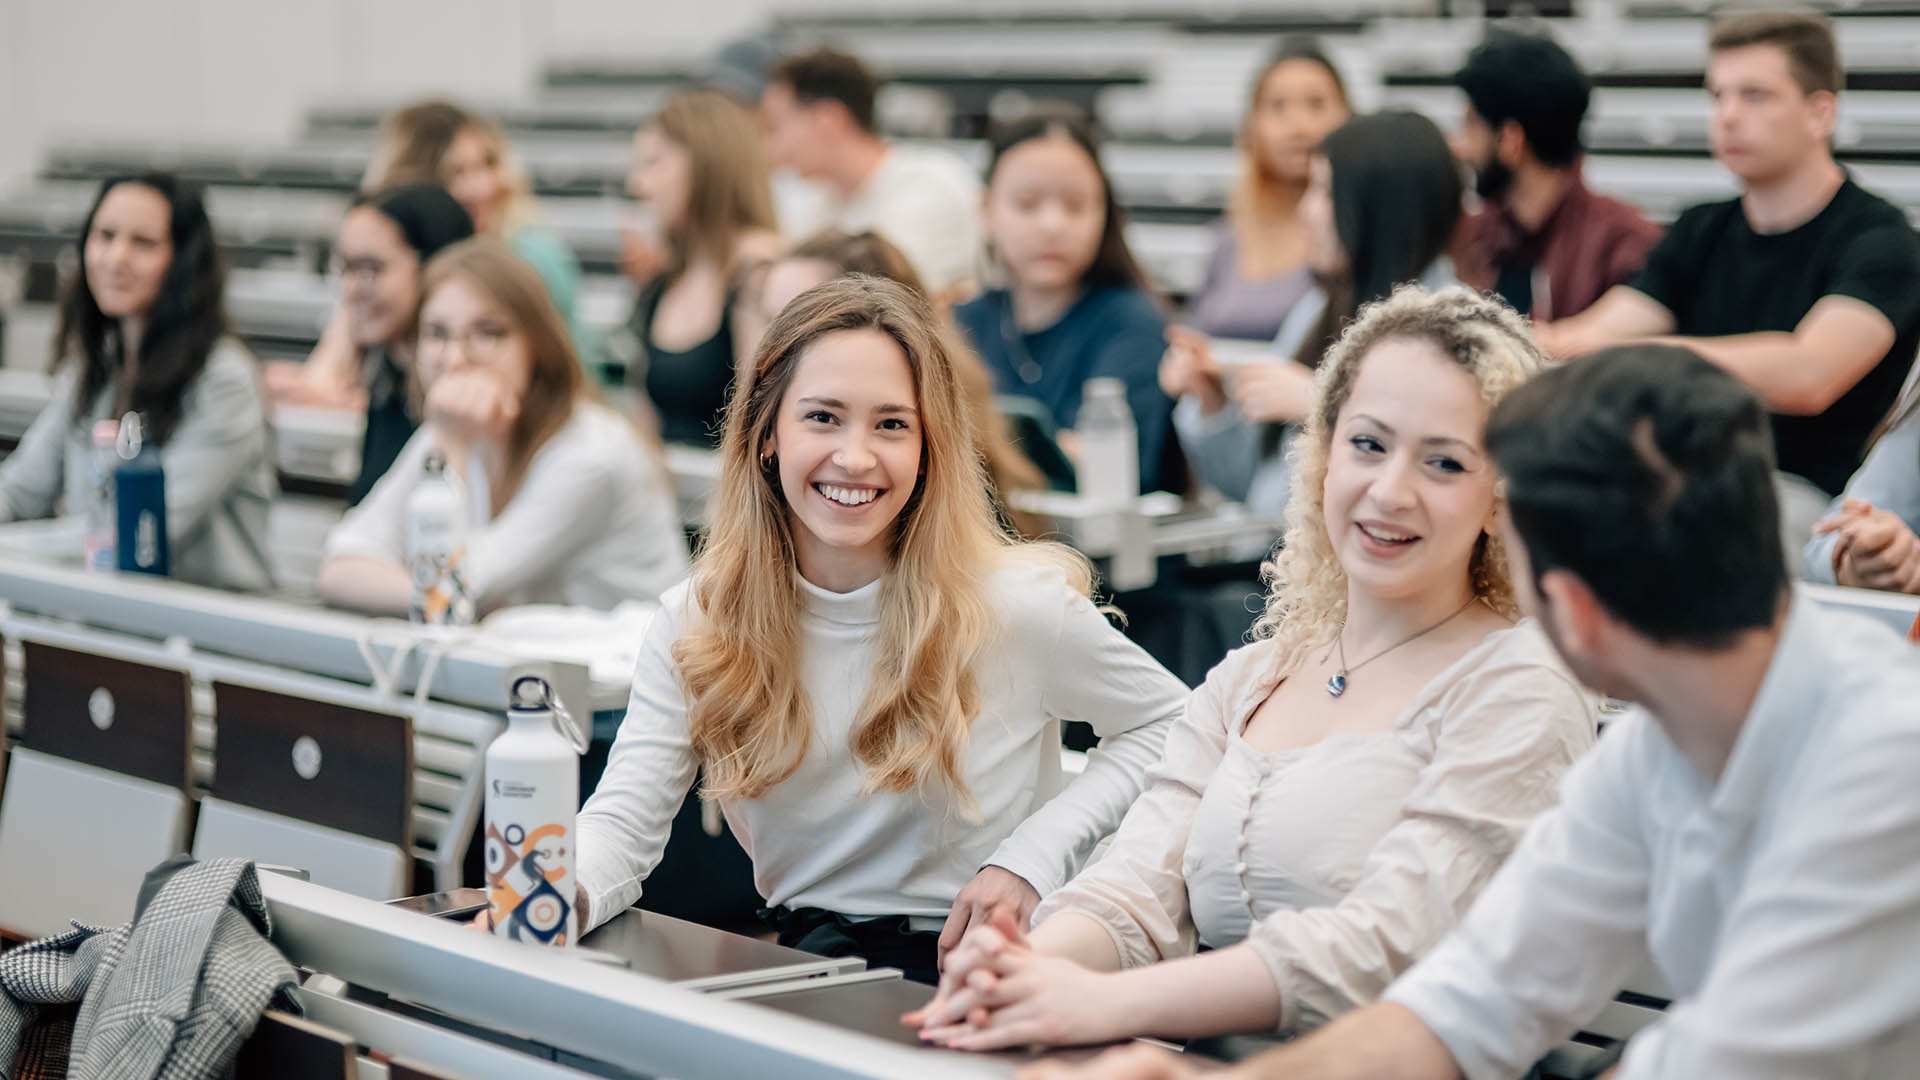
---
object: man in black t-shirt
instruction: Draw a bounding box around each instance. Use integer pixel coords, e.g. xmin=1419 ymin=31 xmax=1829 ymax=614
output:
xmin=1539 ymin=12 xmax=1920 ymax=507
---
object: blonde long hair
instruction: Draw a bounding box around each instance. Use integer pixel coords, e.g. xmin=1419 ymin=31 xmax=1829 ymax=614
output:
xmin=366 ymin=100 xmax=538 ymax=234
xmin=651 ymin=90 xmax=778 ymax=274
xmin=676 ymin=275 xmax=1088 ymax=804
xmin=1253 ymin=286 xmax=1543 ymax=668
xmin=419 ymin=239 xmax=584 ymax=507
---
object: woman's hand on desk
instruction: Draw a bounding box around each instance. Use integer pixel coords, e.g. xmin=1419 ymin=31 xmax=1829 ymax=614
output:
xmin=918 ymin=942 xmax=1137 ymax=1052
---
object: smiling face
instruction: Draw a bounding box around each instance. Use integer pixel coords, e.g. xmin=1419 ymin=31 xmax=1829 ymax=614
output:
xmin=1247 ymin=59 xmax=1348 ymax=184
xmin=1322 ymin=336 xmax=1497 ymax=605
xmin=983 ymin=133 xmax=1108 ymax=293
xmin=1706 ymin=43 xmax=1833 ymax=185
xmin=84 ymin=183 xmax=174 ymax=320
xmin=765 ymin=327 xmax=924 ymax=589
xmin=442 ymin=125 xmax=509 ymax=235
xmin=336 ymin=206 xmax=424 ymax=348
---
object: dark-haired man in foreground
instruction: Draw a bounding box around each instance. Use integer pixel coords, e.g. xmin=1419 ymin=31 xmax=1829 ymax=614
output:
xmin=1022 ymin=345 xmax=1920 ymax=1079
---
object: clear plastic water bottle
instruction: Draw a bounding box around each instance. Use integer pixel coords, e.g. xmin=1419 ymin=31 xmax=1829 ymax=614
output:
xmin=1076 ymin=377 xmax=1139 ymax=509
xmin=113 ymin=413 xmax=169 ymax=578
xmin=405 ymin=452 xmax=473 ymax=625
xmin=83 ymin=420 xmax=119 ymax=572
xmin=485 ymin=674 xmax=586 ymax=947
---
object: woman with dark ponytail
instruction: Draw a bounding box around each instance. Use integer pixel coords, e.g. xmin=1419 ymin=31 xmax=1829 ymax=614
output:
xmin=0 ymin=173 xmax=277 ymax=591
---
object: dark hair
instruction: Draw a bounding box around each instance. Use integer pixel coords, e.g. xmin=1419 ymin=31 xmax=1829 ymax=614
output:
xmin=351 ymin=184 xmax=475 ymax=264
xmin=770 ymin=47 xmax=880 ymax=133
xmin=1453 ymin=29 xmax=1591 ymax=168
xmin=984 ymin=105 xmax=1151 ymax=292
xmin=1709 ymin=11 xmax=1842 ymax=95
xmin=1296 ymin=110 xmax=1462 ymax=367
xmin=53 ymin=174 xmax=228 ymax=447
xmin=1487 ymin=344 xmax=1787 ymax=646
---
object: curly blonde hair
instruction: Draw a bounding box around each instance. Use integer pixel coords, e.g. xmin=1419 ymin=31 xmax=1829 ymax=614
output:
xmin=1252 ymin=285 xmax=1544 ymax=669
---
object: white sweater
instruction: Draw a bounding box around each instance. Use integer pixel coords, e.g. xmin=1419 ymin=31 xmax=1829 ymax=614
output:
xmin=574 ymin=554 xmax=1186 ymax=931
xmin=323 ymin=402 xmax=688 ymax=611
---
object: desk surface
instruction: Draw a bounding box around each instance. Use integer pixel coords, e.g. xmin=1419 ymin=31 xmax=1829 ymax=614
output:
xmin=581 ymin=907 xmax=861 ymax=988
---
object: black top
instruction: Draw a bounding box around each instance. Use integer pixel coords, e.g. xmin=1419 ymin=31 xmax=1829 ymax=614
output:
xmin=1631 ymin=177 xmax=1920 ymax=495
xmin=632 ymin=275 xmax=736 ymax=448
xmin=350 ymin=346 xmax=417 ymax=506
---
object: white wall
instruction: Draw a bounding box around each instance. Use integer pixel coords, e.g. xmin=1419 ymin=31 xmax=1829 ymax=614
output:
xmin=1 ymin=0 xmax=555 ymax=190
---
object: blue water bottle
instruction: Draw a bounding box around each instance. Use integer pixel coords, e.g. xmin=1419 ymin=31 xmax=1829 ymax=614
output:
xmin=113 ymin=412 xmax=170 ymax=578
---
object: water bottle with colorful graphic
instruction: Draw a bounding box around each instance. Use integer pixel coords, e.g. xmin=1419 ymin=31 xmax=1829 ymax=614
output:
xmin=404 ymin=452 xmax=473 ymax=625
xmin=484 ymin=674 xmax=586 ymax=947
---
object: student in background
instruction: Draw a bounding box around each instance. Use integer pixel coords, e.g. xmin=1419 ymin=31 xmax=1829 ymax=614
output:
xmin=1183 ymin=37 xmax=1351 ymax=343
xmin=318 ymin=239 xmax=686 ymax=615
xmin=762 ymin=47 xmax=983 ymax=296
xmin=320 ymin=186 xmax=473 ymax=505
xmin=745 ymin=230 xmax=1049 ymax=538
xmin=1805 ymin=393 xmax=1920 ymax=594
xmin=0 ymin=174 xmax=276 ymax=592
xmin=955 ymin=109 xmax=1175 ymax=495
xmin=1452 ymin=29 xmax=1661 ymax=322
xmin=624 ymin=89 xmax=785 ymax=448
xmin=1162 ymin=111 xmax=1463 ymax=523
xmin=370 ymin=100 xmax=594 ymax=368
xmin=914 ymin=287 xmax=1595 ymax=1051
xmin=1032 ymin=345 xmax=1920 ymax=1080
xmin=553 ymin=277 xmax=1184 ymax=985
xmin=283 ymin=102 xmax=596 ymax=409
xmin=1539 ymin=12 xmax=1920 ymax=543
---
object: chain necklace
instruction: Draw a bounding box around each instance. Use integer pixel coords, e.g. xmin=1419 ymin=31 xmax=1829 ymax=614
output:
xmin=1324 ymin=595 xmax=1481 ymax=698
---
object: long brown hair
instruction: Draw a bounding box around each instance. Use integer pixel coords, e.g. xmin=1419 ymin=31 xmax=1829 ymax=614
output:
xmin=1228 ymin=39 xmax=1350 ymax=277
xmin=783 ymin=230 xmax=1050 ymax=538
xmin=652 ymin=90 xmax=778 ymax=274
xmin=418 ymin=239 xmax=584 ymax=506
xmin=675 ymin=275 xmax=1087 ymax=804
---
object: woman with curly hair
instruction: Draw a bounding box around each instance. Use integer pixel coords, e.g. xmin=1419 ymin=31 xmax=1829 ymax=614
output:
xmin=912 ymin=286 xmax=1597 ymax=1048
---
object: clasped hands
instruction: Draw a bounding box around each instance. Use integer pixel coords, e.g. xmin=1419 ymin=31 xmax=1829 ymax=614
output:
xmin=908 ymin=904 xmax=1133 ymax=1053
xmin=1815 ymin=498 xmax=1920 ymax=594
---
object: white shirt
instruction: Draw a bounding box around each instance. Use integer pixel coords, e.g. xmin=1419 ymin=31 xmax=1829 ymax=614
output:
xmin=574 ymin=554 xmax=1185 ymax=931
xmin=1387 ymin=594 xmax=1920 ymax=1079
xmin=323 ymin=402 xmax=687 ymax=611
xmin=1035 ymin=621 xmax=1596 ymax=1033
xmin=780 ymin=144 xmax=983 ymax=294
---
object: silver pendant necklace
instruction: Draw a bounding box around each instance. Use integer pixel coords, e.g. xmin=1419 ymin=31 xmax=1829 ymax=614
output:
xmin=1325 ymin=595 xmax=1480 ymax=698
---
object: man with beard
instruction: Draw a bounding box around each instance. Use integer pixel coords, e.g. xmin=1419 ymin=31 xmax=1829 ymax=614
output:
xmin=1451 ymin=29 xmax=1660 ymax=323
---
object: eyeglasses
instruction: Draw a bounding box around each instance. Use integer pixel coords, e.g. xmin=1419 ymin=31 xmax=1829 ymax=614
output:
xmin=419 ymin=322 xmax=512 ymax=359
xmin=332 ymin=257 xmax=391 ymax=284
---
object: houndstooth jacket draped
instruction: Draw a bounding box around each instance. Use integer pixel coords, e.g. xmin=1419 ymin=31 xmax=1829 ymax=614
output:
xmin=0 ymin=857 xmax=299 ymax=1079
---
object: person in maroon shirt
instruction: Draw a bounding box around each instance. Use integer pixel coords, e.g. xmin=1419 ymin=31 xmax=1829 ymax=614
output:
xmin=1451 ymin=29 xmax=1661 ymax=323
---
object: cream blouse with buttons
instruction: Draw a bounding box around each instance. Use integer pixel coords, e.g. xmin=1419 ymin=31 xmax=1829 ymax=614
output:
xmin=1031 ymin=619 xmax=1597 ymax=1034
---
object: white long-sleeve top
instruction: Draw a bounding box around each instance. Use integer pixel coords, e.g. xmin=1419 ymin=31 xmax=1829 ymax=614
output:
xmin=1034 ymin=619 xmax=1596 ymax=1033
xmin=1386 ymin=594 xmax=1920 ymax=1079
xmin=574 ymin=554 xmax=1186 ymax=932
xmin=323 ymin=401 xmax=688 ymax=611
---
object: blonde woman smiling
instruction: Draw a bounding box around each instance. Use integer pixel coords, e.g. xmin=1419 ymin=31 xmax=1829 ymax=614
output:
xmin=910 ymin=286 xmax=1597 ymax=1047
xmin=571 ymin=276 xmax=1185 ymax=984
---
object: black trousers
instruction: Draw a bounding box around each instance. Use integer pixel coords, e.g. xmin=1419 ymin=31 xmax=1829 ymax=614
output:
xmin=761 ymin=905 xmax=942 ymax=986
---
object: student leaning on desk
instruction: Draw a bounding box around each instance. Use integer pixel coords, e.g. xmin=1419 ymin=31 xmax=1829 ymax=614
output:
xmin=0 ymin=173 xmax=277 ymax=593
xmin=1024 ymin=349 xmax=1920 ymax=1080
xmin=478 ymin=276 xmax=1184 ymax=987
